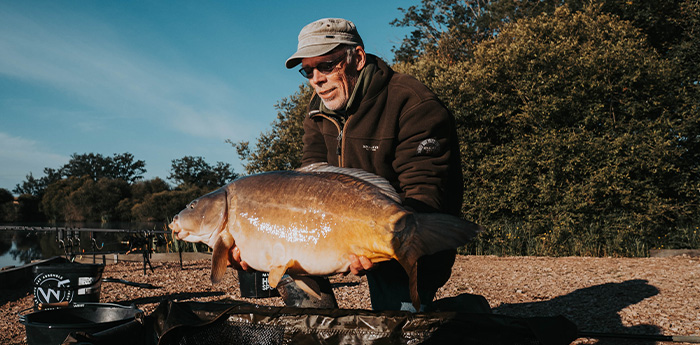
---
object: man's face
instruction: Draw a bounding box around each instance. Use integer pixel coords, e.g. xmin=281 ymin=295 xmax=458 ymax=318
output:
xmin=301 ymin=49 xmax=360 ymax=111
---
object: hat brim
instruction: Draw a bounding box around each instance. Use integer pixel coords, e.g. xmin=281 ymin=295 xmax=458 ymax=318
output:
xmin=285 ymin=43 xmax=341 ymax=69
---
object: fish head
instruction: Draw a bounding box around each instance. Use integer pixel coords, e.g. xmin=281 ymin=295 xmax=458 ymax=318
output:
xmin=169 ymin=187 xmax=228 ymax=248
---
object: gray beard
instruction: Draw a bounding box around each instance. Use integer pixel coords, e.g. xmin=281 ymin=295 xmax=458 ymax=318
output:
xmin=322 ymin=74 xmax=358 ymax=112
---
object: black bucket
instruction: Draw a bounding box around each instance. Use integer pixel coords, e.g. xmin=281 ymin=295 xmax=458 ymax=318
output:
xmin=238 ymin=271 xmax=279 ymax=298
xmin=19 ymin=303 xmax=143 ymax=345
xmin=32 ymin=262 xmax=105 ymax=309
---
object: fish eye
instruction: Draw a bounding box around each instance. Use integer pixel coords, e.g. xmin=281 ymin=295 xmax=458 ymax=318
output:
xmin=189 ymin=200 xmax=197 ymax=209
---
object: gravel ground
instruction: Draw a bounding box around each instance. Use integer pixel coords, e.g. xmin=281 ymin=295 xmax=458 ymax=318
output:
xmin=2 ymin=254 xmax=699 ymax=344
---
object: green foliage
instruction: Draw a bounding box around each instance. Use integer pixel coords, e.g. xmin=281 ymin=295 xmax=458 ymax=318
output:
xmin=131 ymin=185 xmax=208 ymax=223
xmin=390 ymin=0 xmax=492 ymax=63
xmin=168 ymin=156 xmax=238 ymax=189
xmin=0 ymin=188 xmax=13 ymax=204
xmin=60 ymin=153 xmax=146 ymax=183
xmin=2 ymin=151 xmax=236 ymax=223
xmin=0 ymin=188 xmax=15 ymax=222
xmin=668 ymin=0 xmax=700 ymax=94
xmin=13 ymin=168 xmax=62 ymax=196
xmin=40 ymin=176 xmax=131 ymax=222
xmin=228 ymin=84 xmax=313 ymax=174
xmin=391 ymin=0 xmax=695 ymax=63
xmin=402 ymin=5 xmax=700 ymax=255
xmin=13 ymin=152 xmax=146 ymax=197
xmin=16 ymin=194 xmax=43 ymax=222
xmin=130 ymin=177 xmax=170 ymax=200
xmin=40 ymin=176 xmax=86 ymax=222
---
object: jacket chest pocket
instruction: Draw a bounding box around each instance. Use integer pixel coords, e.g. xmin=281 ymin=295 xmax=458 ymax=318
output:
xmin=344 ymin=138 xmax=395 ymax=169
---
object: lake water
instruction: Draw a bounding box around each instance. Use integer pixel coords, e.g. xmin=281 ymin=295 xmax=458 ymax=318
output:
xmin=0 ymin=222 xmax=172 ymax=269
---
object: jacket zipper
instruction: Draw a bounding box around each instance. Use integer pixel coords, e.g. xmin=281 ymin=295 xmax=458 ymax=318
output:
xmin=310 ymin=113 xmax=345 ymax=167
xmin=339 ymin=116 xmax=353 ymax=167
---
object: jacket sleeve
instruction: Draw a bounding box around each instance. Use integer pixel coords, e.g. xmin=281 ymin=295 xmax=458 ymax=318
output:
xmin=393 ymin=97 xmax=459 ymax=213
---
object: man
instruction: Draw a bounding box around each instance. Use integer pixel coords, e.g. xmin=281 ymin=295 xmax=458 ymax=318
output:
xmin=232 ymin=18 xmax=464 ymax=312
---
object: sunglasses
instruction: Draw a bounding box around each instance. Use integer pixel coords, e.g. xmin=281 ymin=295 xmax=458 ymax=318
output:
xmin=299 ymin=54 xmax=347 ymax=79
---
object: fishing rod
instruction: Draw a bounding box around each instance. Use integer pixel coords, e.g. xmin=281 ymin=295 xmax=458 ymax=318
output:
xmin=0 ymin=225 xmax=170 ymax=234
xmin=1 ymin=225 xmax=171 ymax=272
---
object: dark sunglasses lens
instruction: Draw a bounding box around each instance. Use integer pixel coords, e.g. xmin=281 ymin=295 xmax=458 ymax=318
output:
xmin=299 ymin=67 xmax=313 ymax=78
xmin=299 ymin=55 xmax=344 ymax=78
xmin=315 ymin=62 xmax=334 ymax=73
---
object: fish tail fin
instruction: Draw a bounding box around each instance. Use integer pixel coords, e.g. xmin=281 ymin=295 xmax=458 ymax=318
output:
xmin=399 ymin=213 xmax=482 ymax=257
xmin=211 ymin=231 xmax=234 ymax=283
xmin=395 ymin=213 xmax=482 ymax=310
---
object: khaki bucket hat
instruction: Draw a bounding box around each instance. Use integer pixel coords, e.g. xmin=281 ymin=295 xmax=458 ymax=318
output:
xmin=286 ymin=18 xmax=364 ymax=69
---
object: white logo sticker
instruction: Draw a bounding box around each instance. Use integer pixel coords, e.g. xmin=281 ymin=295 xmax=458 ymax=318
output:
xmin=417 ymin=138 xmax=441 ymax=156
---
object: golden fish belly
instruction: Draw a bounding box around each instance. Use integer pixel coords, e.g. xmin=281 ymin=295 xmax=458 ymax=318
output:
xmin=226 ymin=171 xmax=403 ymax=275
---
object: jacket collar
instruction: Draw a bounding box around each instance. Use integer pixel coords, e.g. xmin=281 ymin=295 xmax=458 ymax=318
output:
xmin=312 ymin=54 xmax=392 ymax=118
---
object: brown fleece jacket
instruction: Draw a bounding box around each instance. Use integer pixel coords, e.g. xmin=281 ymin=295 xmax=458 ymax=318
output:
xmin=301 ymin=55 xmax=463 ymax=216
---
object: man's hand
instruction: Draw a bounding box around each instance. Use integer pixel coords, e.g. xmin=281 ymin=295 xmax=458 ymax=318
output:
xmin=348 ymin=254 xmax=373 ymax=276
xmin=227 ymin=245 xmax=254 ymax=272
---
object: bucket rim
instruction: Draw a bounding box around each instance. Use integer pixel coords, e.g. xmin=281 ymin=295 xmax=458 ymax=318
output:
xmin=19 ymin=302 xmax=143 ymax=327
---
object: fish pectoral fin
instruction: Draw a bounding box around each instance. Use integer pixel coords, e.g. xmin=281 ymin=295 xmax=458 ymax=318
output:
xmin=268 ymin=259 xmax=298 ymax=288
xmin=291 ymin=275 xmax=323 ymax=300
xmin=211 ymin=231 xmax=234 ymax=284
xmin=398 ymin=258 xmax=421 ymax=312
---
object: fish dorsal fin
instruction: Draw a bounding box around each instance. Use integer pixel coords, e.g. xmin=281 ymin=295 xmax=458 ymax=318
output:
xmin=296 ymin=163 xmax=401 ymax=203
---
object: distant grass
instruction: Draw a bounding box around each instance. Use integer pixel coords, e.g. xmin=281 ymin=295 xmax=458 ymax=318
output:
xmin=460 ymin=222 xmax=700 ymax=257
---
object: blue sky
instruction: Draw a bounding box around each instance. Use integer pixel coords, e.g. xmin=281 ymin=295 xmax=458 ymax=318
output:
xmin=0 ymin=1 xmax=418 ymax=193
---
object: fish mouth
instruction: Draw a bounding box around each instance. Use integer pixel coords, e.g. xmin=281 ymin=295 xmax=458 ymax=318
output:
xmin=173 ymin=230 xmax=189 ymax=241
xmin=169 ymin=221 xmax=189 ymax=241
xmin=169 ymin=220 xmax=213 ymax=244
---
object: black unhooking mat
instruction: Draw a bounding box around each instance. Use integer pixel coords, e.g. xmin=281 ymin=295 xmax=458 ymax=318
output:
xmin=64 ymin=299 xmax=577 ymax=345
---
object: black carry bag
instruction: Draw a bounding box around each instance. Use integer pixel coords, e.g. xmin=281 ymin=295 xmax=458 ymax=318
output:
xmin=150 ymin=300 xmax=577 ymax=345
xmin=62 ymin=298 xmax=577 ymax=345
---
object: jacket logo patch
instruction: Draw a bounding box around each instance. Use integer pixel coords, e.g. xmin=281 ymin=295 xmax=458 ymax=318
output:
xmin=417 ymin=138 xmax=440 ymax=156
xmin=363 ymin=144 xmax=379 ymax=152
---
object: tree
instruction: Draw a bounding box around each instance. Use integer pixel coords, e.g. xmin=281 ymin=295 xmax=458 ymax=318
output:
xmin=13 ymin=168 xmax=62 ymax=196
xmin=391 ymin=0 xmax=697 ymax=65
xmin=390 ymin=0 xmax=494 ymax=63
xmin=61 ymin=153 xmax=146 ymax=183
xmin=40 ymin=176 xmax=86 ymax=222
xmin=168 ymin=156 xmax=237 ymax=189
xmin=112 ymin=178 xmax=171 ymax=221
xmin=40 ymin=176 xmax=131 ymax=222
xmin=104 ymin=153 xmax=147 ymax=183
xmin=0 ymin=188 xmax=13 ymax=204
xmin=402 ymin=5 xmax=699 ymax=253
xmin=228 ymin=84 xmax=312 ymax=174
xmin=130 ymin=178 xmax=171 ymax=201
xmin=131 ymin=186 xmax=205 ymax=222
xmin=668 ymin=0 xmax=700 ymax=89
xmin=17 ymin=194 xmax=43 ymax=222
xmin=13 ymin=152 xmax=146 ymax=197
xmin=0 ymin=188 xmax=15 ymax=222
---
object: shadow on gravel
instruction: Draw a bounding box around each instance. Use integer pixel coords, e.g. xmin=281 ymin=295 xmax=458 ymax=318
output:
xmin=493 ymin=279 xmax=660 ymax=344
xmin=330 ymin=282 xmax=362 ymax=288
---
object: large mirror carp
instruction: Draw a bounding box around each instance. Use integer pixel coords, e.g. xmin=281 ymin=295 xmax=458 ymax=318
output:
xmin=169 ymin=163 xmax=481 ymax=310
